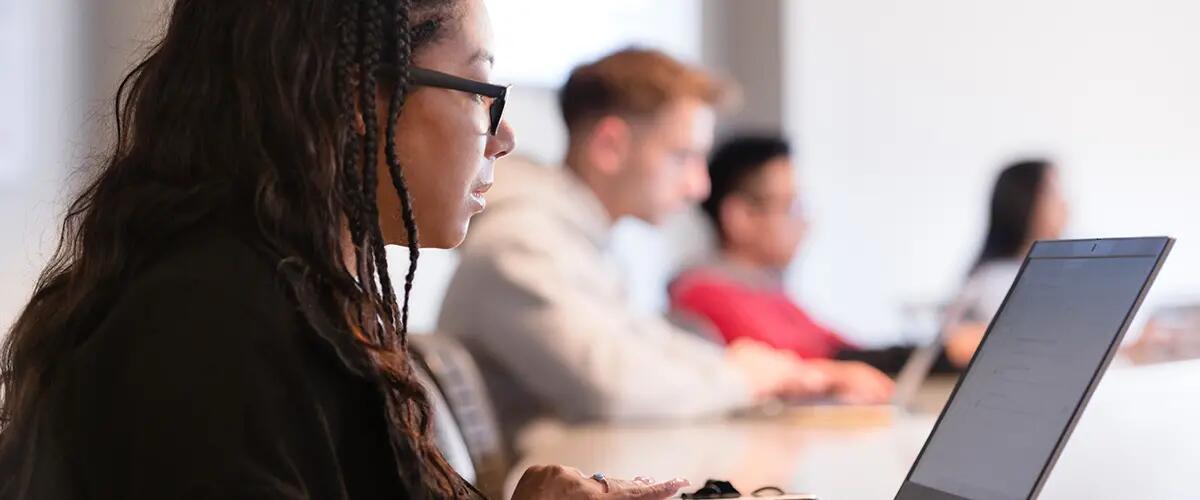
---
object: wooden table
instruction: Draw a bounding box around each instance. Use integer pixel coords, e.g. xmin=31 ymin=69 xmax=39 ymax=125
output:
xmin=510 ymin=360 xmax=1200 ymax=499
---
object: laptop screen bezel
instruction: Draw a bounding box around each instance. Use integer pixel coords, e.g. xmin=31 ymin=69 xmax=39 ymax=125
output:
xmin=895 ymin=237 xmax=1173 ymax=500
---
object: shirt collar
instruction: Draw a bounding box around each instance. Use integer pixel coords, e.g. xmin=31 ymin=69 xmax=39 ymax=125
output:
xmin=555 ymin=165 xmax=614 ymax=249
xmin=705 ymin=256 xmax=787 ymax=291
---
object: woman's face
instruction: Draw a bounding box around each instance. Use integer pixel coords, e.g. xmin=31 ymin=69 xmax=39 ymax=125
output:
xmin=377 ymin=0 xmax=515 ymax=249
xmin=1031 ymin=168 xmax=1068 ymax=241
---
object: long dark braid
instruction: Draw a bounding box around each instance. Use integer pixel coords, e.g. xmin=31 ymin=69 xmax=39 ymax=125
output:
xmin=384 ymin=0 xmax=421 ymax=342
xmin=337 ymin=0 xmax=473 ymax=498
xmin=355 ymin=0 xmax=384 ymax=311
xmin=335 ymin=0 xmax=377 ymax=341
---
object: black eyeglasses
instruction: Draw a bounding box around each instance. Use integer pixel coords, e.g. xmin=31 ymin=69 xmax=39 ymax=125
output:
xmin=379 ymin=66 xmax=508 ymax=136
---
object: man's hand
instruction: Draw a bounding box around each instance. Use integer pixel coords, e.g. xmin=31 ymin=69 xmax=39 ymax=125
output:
xmin=726 ymin=338 xmax=831 ymax=401
xmin=808 ymin=360 xmax=895 ymax=404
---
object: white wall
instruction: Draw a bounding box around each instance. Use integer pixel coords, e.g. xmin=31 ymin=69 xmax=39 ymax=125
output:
xmin=489 ymin=0 xmax=701 ymax=87
xmin=0 ymin=0 xmax=84 ymax=329
xmin=0 ymin=0 xmax=173 ymax=332
xmin=786 ymin=0 xmax=1200 ymax=345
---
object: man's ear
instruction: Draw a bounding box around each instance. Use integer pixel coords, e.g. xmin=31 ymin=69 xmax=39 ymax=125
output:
xmin=585 ymin=115 xmax=632 ymax=176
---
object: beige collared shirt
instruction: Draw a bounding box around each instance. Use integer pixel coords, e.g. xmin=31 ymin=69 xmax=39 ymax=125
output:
xmin=438 ymin=156 xmax=751 ymax=441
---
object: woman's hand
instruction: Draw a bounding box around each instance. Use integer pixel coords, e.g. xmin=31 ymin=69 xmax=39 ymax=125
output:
xmin=512 ymin=465 xmax=689 ymax=500
xmin=944 ymin=323 xmax=987 ymax=368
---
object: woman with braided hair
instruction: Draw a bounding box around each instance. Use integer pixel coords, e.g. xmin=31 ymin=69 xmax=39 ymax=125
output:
xmin=0 ymin=1 xmax=685 ymax=498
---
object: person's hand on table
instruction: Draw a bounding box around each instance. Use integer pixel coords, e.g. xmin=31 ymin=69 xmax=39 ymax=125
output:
xmin=808 ymin=360 xmax=895 ymax=404
xmin=512 ymin=465 xmax=689 ymax=500
xmin=944 ymin=323 xmax=987 ymax=368
xmin=726 ymin=338 xmax=831 ymax=401
xmin=1122 ymin=319 xmax=1175 ymax=364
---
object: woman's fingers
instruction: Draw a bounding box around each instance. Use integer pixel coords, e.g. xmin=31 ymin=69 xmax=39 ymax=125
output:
xmin=604 ymin=477 xmax=691 ymax=500
xmin=512 ymin=464 xmax=687 ymax=500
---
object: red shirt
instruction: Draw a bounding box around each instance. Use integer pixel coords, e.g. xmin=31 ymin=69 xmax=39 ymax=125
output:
xmin=670 ymin=264 xmax=855 ymax=359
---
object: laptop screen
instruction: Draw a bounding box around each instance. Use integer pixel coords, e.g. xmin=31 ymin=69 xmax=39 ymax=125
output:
xmin=904 ymin=239 xmax=1167 ymax=500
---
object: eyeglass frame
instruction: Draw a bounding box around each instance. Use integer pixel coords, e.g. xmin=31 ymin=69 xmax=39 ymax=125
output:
xmin=378 ymin=65 xmax=509 ymax=136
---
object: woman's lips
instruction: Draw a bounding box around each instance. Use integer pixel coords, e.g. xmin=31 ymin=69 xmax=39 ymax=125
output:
xmin=469 ymin=182 xmax=493 ymax=212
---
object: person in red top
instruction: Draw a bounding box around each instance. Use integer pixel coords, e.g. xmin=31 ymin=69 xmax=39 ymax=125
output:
xmin=671 ymin=135 xmax=963 ymax=375
xmin=673 ymin=262 xmax=853 ymax=360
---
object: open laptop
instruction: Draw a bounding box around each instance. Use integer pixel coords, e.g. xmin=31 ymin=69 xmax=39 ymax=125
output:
xmin=687 ymin=237 xmax=1171 ymax=500
xmin=894 ymin=237 xmax=1173 ymax=500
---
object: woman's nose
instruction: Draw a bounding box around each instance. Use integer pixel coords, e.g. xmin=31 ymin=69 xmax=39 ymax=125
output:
xmin=486 ymin=119 xmax=516 ymax=160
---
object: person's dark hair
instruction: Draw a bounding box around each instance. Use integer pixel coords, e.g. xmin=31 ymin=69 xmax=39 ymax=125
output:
xmin=973 ymin=159 xmax=1054 ymax=271
xmin=0 ymin=1 xmax=472 ymax=498
xmin=559 ymin=47 xmax=730 ymax=138
xmin=701 ymin=135 xmax=792 ymax=245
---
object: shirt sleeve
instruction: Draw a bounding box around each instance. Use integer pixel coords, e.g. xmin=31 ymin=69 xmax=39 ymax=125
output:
xmin=442 ymin=241 xmax=753 ymax=423
xmin=670 ymin=276 xmax=854 ymax=358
